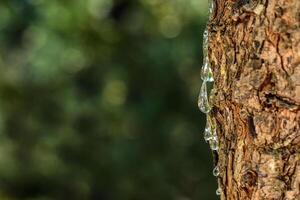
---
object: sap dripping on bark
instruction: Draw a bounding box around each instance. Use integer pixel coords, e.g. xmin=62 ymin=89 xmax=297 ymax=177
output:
xmin=197 ymin=0 xmax=221 ymax=197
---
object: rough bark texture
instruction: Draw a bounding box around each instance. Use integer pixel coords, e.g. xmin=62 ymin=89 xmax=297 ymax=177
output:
xmin=209 ymin=0 xmax=300 ymax=199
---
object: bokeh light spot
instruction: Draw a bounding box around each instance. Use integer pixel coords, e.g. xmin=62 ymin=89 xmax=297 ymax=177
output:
xmin=88 ymin=0 xmax=112 ymax=19
xmin=159 ymin=15 xmax=182 ymax=38
xmin=102 ymin=80 xmax=127 ymax=107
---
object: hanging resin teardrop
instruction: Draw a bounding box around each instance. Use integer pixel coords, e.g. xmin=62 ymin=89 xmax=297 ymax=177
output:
xmin=213 ymin=166 xmax=220 ymax=176
xmin=204 ymin=131 xmax=212 ymax=142
xmin=209 ymin=138 xmax=219 ymax=151
xmin=203 ymin=28 xmax=208 ymax=54
xmin=201 ymin=57 xmax=214 ymax=82
xmin=198 ymin=81 xmax=211 ymax=113
xmin=208 ymin=0 xmax=215 ymax=15
xmin=203 ymin=119 xmax=213 ymax=142
xmin=216 ymin=188 xmax=221 ymax=196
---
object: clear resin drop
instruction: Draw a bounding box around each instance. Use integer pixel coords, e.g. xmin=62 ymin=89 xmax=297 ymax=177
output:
xmin=203 ymin=46 xmax=208 ymax=60
xmin=198 ymin=81 xmax=211 ymax=113
xmin=203 ymin=29 xmax=208 ymax=55
xmin=213 ymin=166 xmax=220 ymax=176
xmin=208 ymin=0 xmax=215 ymax=15
xmin=203 ymin=120 xmax=213 ymax=142
xmin=204 ymin=128 xmax=213 ymax=142
xmin=199 ymin=0 xmax=220 ymax=192
xmin=209 ymin=138 xmax=219 ymax=151
xmin=203 ymin=28 xmax=208 ymax=39
xmin=201 ymin=57 xmax=214 ymax=82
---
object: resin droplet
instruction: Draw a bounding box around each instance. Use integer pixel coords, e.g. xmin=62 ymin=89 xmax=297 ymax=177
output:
xmin=198 ymin=81 xmax=211 ymax=113
xmin=208 ymin=0 xmax=215 ymax=15
xmin=213 ymin=166 xmax=220 ymax=176
xmin=209 ymin=138 xmax=219 ymax=151
xmin=201 ymin=57 xmax=214 ymax=82
xmin=216 ymin=188 xmax=221 ymax=196
xmin=203 ymin=29 xmax=208 ymax=56
xmin=203 ymin=28 xmax=208 ymax=38
xmin=203 ymin=120 xmax=213 ymax=142
xmin=204 ymin=128 xmax=213 ymax=142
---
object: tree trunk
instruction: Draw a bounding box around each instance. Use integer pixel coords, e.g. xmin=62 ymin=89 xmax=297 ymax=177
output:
xmin=209 ymin=0 xmax=300 ymax=199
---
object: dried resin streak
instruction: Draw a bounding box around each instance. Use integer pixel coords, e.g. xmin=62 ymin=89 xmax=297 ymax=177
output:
xmin=197 ymin=0 xmax=221 ymax=197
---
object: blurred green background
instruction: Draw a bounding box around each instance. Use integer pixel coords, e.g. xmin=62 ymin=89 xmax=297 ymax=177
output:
xmin=0 ymin=0 xmax=217 ymax=199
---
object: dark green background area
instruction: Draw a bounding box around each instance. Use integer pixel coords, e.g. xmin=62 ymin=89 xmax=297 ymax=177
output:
xmin=0 ymin=0 xmax=217 ymax=199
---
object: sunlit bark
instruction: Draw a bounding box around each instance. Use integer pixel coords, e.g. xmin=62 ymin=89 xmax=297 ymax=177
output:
xmin=210 ymin=0 xmax=300 ymax=199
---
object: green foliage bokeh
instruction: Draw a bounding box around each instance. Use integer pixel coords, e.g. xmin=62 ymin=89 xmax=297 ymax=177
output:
xmin=0 ymin=0 xmax=217 ymax=199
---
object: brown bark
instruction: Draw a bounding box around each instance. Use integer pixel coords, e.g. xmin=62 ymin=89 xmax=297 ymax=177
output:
xmin=209 ymin=0 xmax=300 ymax=199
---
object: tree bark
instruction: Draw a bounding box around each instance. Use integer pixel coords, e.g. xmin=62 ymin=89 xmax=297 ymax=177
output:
xmin=209 ymin=0 xmax=300 ymax=199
